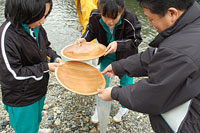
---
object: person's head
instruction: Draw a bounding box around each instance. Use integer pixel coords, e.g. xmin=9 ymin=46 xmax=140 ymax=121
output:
xmin=98 ymin=0 xmax=125 ymax=27
xmin=5 ymin=0 xmax=53 ymax=28
xmin=137 ymin=0 xmax=194 ymax=33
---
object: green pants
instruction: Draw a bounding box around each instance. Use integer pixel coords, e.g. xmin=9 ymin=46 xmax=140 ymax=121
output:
xmin=100 ymin=53 xmax=133 ymax=108
xmin=4 ymin=96 xmax=45 ymax=133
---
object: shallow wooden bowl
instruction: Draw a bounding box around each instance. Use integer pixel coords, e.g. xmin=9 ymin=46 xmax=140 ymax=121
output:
xmin=61 ymin=42 xmax=106 ymax=61
xmin=55 ymin=61 xmax=106 ymax=95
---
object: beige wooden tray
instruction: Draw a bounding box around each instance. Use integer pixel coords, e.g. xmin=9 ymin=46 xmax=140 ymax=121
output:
xmin=55 ymin=61 xmax=106 ymax=95
xmin=61 ymin=42 xmax=106 ymax=61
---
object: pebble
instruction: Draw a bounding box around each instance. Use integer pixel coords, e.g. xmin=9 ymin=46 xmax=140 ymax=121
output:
xmin=43 ymin=104 xmax=49 ymax=110
xmin=0 ymin=73 xmax=154 ymax=133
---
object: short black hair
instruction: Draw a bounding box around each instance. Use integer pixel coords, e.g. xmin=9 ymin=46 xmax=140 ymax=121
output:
xmin=98 ymin=0 xmax=125 ymax=19
xmin=5 ymin=0 xmax=53 ymax=28
xmin=136 ymin=0 xmax=195 ymax=17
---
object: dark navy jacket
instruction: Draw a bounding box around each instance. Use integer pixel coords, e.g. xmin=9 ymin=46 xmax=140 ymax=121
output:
xmin=111 ymin=2 xmax=200 ymax=133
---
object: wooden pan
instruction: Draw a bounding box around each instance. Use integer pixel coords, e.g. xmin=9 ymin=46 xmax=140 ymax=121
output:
xmin=55 ymin=61 xmax=106 ymax=95
xmin=61 ymin=42 xmax=106 ymax=61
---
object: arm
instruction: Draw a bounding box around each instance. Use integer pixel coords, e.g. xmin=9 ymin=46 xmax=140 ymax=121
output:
xmin=40 ymin=26 xmax=64 ymax=71
xmin=111 ymin=47 xmax=198 ymax=115
xmin=2 ymin=39 xmax=49 ymax=82
xmin=116 ymin=13 xmax=142 ymax=52
xmin=112 ymin=47 xmax=155 ymax=77
xmin=104 ymin=13 xmax=142 ymax=56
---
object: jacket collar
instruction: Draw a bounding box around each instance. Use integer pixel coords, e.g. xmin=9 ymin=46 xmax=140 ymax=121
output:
xmin=149 ymin=1 xmax=200 ymax=48
xmin=9 ymin=22 xmax=40 ymax=37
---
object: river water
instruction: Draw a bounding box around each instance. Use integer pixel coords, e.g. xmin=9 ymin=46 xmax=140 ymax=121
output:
xmin=0 ymin=0 xmax=157 ymax=56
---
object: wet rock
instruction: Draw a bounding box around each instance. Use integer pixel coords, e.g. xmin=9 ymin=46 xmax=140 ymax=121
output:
xmin=71 ymin=125 xmax=78 ymax=131
xmin=63 ymin=128 xmax=70 ymax=132
xmin=89 ymin=127 xmax=97 ymax=133
xmin=43 ymin=104 xmax=49 ymax=110
xmin=1 ymin=121 xmax=9 ymax=127
xmin=0 ymin=73 xmax=154 ymax=133
xmin=54 ymin=118 xmax=61 ymax=126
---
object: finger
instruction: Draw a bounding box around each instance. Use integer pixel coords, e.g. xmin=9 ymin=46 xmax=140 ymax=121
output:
xmin=75 ymin=40 xmax=79 ymax=45
xmin=97 ymin=88 xmax=103 ymax=93
xmin=55 ymin=63 xmax=60 ymax=67
xmin=104 ymin=48 xmax=112 ymax=56
xmin=101 ymin=69 xmax=108 ymax=75
xmin=102 ymin=65 xmax=112 ymax=75
xmin=59 ymin=62 xmax=64 ymax=65
xmin=105 ymin=44 xmax=111 ymax=52
xmin=105 ymin=72 xmax=113 ymax=77
xmin=105 ymin=73 xmax=111 ymax=77
xmin=104 ymin=43 xmax=112 ymax=52
xmin=97 ymin=93 xmax=103 ymax=99
xmin=78 ymin=41 xmax=81 ymax=47
xmin=56 ymin=58 xmax=62 ymax=63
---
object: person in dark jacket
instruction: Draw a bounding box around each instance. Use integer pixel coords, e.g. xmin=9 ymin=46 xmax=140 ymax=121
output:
xmin=0 ymin=0 xmax=64 ymax=132
xmin=75 ymin=0 xmax=142 ymax=123
xmin=97 ymin=0 xmax=200 ymax=132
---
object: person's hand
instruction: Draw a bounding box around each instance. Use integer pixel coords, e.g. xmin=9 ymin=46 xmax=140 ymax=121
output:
xmin=74 ymin=38 xmax=86 ymax=46
xmin=104 ymin=41 xmax=118 ymax=56
xmin=48 ymin=63 xmax=60 ymax=72
xmin=54 ymin=58 xmax=64 ymax=65
xmin=97 ymin=87 xmax=113 ymax=101
xmin=101 ymin=64 xmax=115 ymax=77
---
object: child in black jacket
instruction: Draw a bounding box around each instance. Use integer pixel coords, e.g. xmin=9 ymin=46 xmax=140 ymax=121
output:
xmin=75 ymin=0 xmax=142 ymax=123
xmin=0 ymin=0 xmax=64 ymax=132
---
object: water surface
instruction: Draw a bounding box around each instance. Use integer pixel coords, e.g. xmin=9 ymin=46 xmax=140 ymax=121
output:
xmin=0 ymin=0 xmax=156 ymax=55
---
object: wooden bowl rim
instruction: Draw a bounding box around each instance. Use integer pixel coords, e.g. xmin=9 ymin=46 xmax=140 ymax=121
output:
xmin=55 ymin=61 xmax=106 ymax=95
xmin=61 ymin=42 xmax=106 ymax=61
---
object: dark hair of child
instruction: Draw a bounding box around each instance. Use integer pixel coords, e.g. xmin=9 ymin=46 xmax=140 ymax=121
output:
xmin=98 ymin=0 xmax=125 ymax=19
xmin=5 ymin=0 xmax=53 ymax=28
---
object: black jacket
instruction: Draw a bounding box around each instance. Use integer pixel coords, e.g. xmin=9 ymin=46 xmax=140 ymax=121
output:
xmin=82 ymin=9 xmax=142 ymax=64
xmin=0 ymin=21 xmax=60 ymax=107
xmin=111 ymin=2 xmax=200 ymax=133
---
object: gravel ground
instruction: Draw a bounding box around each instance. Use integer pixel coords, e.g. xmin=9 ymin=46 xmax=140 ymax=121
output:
xmin=0 ymin=72 xmax=154 ymax=133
